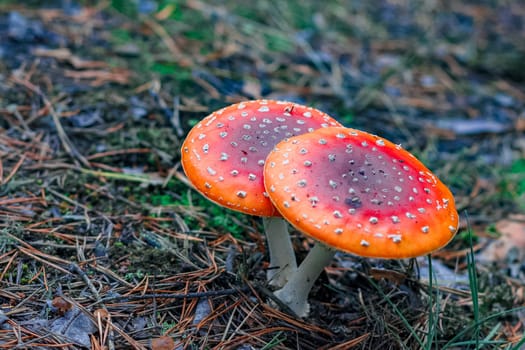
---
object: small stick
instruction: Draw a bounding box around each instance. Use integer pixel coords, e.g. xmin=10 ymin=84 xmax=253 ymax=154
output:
xmin=91 ymin=287 xmax=251 ymax=306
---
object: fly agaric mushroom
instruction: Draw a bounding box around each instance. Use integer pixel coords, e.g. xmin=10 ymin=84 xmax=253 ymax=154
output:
xmin=264 ymin=126 xmax=459 ymax=316
xmin=181 ymin=100 xmax=342 ymax=286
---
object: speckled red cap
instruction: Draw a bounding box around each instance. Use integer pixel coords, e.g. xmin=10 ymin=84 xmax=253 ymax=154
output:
xmin=181 ymin=100 xmax=342 ymax=216
xmin=264 ymin=127 xmax=459 ymax=258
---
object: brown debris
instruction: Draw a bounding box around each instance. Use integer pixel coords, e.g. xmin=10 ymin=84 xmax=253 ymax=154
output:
xmin=480 ymin=215 xmax=525 ymax=263
xmin=64 ymin=68 xmax=132 ymax=86
xmin=34 ymin=48 xmax=108 ymax=69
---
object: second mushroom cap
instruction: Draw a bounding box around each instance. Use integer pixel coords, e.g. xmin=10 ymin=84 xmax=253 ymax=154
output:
xmin=264 ymin=127 xmax=459 ymax=258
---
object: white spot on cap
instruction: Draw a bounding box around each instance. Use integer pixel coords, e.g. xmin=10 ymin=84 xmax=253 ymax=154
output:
xmin=248 ymin=173 xmax=256 ymax=181
xmin=258 ymin=106 xmax=269 ymax=112
xmin=297 ymin=179 xmax=307 ymax=187
xmin=388 ymin=234 xmax=402 ymax=243
xmin=333 ymin=210 xmax=343 ymax=218
xmin=236 ymin=191 xmax=247 ymax=198
xmin=421 ymin=226 xmax=429 ymax=233
xmin=360 ymin=240 xmax=370 ymax=247
xmin=376 ymin=139 xmax=385 ymax=146
xmin=207 ymin=167 xmax=216 ymax=175
xmin=309 ymin=197 xmax=319 ymax=207
xmin=369 ymin=217 xmax=378 ymax=224
xmin=391 ymin=216 xmax=400 ymax=223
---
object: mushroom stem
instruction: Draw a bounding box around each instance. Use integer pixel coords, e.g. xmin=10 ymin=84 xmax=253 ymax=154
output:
xmin=274 ymin=242 xmax=335 ymax=317
xmin=263 ymin=217 xmax=298 ymax=287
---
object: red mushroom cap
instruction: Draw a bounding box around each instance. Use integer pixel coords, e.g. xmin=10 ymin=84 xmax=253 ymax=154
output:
xmin=181 ymin=100 xmax=342 ymax=216
xmin=264 ymin=127 xmax=459 ymax=258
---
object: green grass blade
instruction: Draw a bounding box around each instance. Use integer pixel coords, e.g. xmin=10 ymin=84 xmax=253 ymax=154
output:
xmin=466 ymin=212 xmax=480 ymax=348
xmin=426 ymin=254 xmax=438 ymax=350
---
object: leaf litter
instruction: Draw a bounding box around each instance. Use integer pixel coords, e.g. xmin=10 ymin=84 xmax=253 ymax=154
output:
xmin=0 ymin=0 xmax=524 ymax=348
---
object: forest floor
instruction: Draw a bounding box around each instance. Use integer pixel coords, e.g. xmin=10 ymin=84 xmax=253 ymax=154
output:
xmin=0 ymin=1 xmax=525 ymax=349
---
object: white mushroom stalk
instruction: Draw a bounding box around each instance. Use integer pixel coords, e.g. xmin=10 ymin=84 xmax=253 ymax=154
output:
xmin=264 ymin=126 xmax=459 ymax=317
xmin=274 ymin=243 xmax=335 ymax=317
xmin=263 ymin=217 xmax=297 ymax=287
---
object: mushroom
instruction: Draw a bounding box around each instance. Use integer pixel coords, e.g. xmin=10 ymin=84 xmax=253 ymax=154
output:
xmin=181 ymin=100 xmax=342 ymax=287
xmin=264 ymin=126 xmax=459 ymax=316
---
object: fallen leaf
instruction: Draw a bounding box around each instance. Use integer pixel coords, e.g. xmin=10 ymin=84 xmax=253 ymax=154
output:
xmin=479 ymin=214 xmax=525 ymax=263
xmin=151 ymin=336 xmax=175 ymax=350
xmin=51 ymin=296 xmax=72 ymax=314
xmin=94 ymin=308 xmax=109 ymax=320
xmin=50 ymin=306 xmax=96 ymax=348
